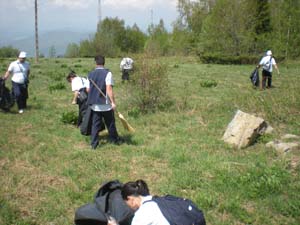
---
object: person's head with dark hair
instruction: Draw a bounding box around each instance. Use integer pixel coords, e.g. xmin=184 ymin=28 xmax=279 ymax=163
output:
xmin=66 ymin=71 xmax=77 ymax=82
xmin=95 ymin=55 xmax=105 ymax=66
xmin=121 ymin=179 xmax=150 ymax=210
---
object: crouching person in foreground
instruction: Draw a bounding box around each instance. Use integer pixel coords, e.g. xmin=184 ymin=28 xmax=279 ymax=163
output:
xmin=108 ymin=179 xmax=170 ymax=225
xmin=108 ymin=179 xmax=206 ymax=225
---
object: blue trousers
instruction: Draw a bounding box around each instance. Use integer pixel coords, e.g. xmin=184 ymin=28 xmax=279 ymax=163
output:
xmin=91 ymin=109 xmax=119 ymax=147
xmin=12 ymin=81 xmax=28 ymax=110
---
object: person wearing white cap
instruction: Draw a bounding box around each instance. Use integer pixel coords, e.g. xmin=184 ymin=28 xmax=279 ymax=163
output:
xmin=120 ymin=57 xmax=134 ymax=82
xmin=3 ymin=51 xmax=30 ymax=113
xmin=256 ymin=50 xmax=280 ymax=89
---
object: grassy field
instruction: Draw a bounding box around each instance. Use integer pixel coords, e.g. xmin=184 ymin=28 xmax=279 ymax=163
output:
xmin=0 ymin=56 xmax=299 ymax=225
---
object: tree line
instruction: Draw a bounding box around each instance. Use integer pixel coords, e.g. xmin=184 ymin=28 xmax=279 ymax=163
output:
xmin=2 ymin=0 xmax=299 ymax=63
xmin=65 ymin=0 xmax=299 ymax=62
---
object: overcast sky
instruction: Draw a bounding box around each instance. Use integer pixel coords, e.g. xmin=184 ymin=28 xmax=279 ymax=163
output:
xmin=0 ymin=0 xmax=179 ymax=38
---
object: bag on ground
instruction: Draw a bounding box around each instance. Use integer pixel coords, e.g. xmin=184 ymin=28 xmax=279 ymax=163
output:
xmin=80 ymin=106 xmax=92 ymax=135
xmin=74 ymin=180 xmax=134 ymax=225
xmin=0 ymin=78 xmax=15 ymax=111
xmin=150 ymin=195 xmax=206 ymax=225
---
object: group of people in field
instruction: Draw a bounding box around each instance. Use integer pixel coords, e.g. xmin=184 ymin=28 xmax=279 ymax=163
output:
xmin=2 ymin=49 xmax=280 ymax=225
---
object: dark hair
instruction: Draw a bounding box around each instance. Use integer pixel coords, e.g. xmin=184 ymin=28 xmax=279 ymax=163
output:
xmin=66 ymin=70 xmax=77 ymax=82
xmin=95 ymin=55 xmax=105 ymax=66
xmin=121 ymin=180 xmax=150 ymax=200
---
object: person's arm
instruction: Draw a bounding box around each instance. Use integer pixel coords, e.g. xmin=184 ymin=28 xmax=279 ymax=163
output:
xmin=106 ymin=85 xmax=116 ymax=110
xmin=3 ymin=70 xmax=10 ymax=80
xmin=274 ymin=64 xmax=280 ymax=75
xmin=72 ymin=91 xmax=79 ymax=104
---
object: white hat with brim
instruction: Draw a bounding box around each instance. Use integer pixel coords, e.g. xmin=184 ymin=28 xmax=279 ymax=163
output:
xmin=19 ymin=51 xmax=27 ymax=58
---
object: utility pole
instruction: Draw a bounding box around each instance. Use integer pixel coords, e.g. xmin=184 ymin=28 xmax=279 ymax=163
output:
xmin=98 ymin=0 xmax=102 ymax=24
xmin=34 ymin=0 xmax=39 ymax=63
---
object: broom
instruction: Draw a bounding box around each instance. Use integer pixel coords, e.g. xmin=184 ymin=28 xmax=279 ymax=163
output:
xmin=89 ymin=78 xmax=135 ymax=132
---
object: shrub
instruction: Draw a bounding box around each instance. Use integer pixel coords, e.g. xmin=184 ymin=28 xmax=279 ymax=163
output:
xmin=61 ymin=111 xmax=78 ymax=125
xmin=128 ymin=52 xmax=170 ymax=113
xmin=198 ymin=53 xmax=285 ymax=65
xmin=200 ymin=79 xmax=218 ymax=88
xmin=48 ymin=83 xmax=66 ymax=93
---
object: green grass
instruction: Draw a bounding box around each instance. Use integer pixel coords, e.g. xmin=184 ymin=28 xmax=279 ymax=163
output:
xmin=0 ymin=57 xmax=300 ymax=224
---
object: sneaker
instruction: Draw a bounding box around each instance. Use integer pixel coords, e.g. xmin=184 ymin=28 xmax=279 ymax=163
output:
xmin=18 ymin=109 xmax=24 ymax=114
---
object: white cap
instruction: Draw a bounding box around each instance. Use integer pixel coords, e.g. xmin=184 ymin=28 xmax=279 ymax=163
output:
xmin=19 ymin=51 xmax=27 ymax=58
xmin=266 ymin=50 xmax=272 ymax=56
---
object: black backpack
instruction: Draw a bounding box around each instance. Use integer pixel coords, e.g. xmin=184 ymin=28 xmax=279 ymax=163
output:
xmin=74 ymin=180 xmax=134 ymax=225
xmin=149 ymin=195 xmax=206 ymax=225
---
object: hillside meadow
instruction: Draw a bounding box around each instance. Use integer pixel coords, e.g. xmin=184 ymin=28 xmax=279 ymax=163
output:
xmin=0 ymin=56 xmax=300 ymax=225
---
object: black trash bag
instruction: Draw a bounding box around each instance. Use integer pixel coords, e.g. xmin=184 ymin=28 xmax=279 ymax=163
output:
xmin=0 ymin=78 xmax=15 ymax=111
xmin=250 ymin=68 xmax=260 ymax=87
xmin=74 ymin=180 xmax=134 ymax=225
xmin=80 ymin=105 xmax=106 ymax=136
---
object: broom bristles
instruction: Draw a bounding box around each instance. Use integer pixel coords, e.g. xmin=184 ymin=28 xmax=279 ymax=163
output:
xmin=118 ymin=112 xmax=135 ymax=132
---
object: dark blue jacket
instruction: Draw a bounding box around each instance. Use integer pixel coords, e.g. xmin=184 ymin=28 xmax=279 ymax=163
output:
xmin=87 ymin=68 xmax=109 ymax=105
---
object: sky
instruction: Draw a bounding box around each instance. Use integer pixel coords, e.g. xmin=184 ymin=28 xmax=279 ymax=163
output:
xmin=0 ymin=0 xmax=179 ymax=38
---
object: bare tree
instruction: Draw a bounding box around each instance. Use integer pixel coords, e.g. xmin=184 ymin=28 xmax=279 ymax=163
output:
xmin=35 ymin=0 xmax=39 ymax=63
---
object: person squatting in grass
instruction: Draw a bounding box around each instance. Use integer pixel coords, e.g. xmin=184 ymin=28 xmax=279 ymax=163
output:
xmin=87 ymin=55 xmax=122 ymax=149
xmin=256 ymin=50 xmax=280 ymax=89
xmin=66 ymin=71 xmax=89 ymax=127
xmin=2 ymin=51 xmax=30 ymax=114
xmin=108 ymin=179 xmax=170 ymax=225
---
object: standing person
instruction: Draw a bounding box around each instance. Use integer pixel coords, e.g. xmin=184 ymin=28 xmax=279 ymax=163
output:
xmin=108 ymin=179 xmax=170 ymax=225
xmin=257 ymin=50 xmax=280 ymax=89
xmin=120 ymin=57 xmax=134 ymax=82
xmin=3 ymin=51 xmax=30 ymax=114
xmin=66 ymin=71 xmax=89 ymax=127
xmin=87 ymin=55 xmax=121 ymax=149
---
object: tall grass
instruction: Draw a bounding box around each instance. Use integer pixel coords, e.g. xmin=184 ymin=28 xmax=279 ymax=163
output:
xmin=0 ymin=57 xmax=299 ymax=224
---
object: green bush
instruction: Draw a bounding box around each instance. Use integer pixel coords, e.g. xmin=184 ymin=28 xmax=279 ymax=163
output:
xmin=129 ymin=53 xmax=170 ymax=113
xmin=61 ymin=111 xmax=78 ymax=125
xmin=48 ymin=83 xmax=66 ymax=93
xmin=198 ymin=53 xmax=285 ymax=65
xmin=200 ymin=79 xmax=218 ymax=88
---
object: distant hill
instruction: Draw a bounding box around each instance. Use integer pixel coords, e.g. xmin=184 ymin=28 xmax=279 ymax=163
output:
xmin=0 ymin=30 xmax=93 ymax=57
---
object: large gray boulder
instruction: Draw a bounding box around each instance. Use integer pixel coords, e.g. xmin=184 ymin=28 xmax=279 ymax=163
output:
xmin=223 ymin=110 xmax=268 ymax=149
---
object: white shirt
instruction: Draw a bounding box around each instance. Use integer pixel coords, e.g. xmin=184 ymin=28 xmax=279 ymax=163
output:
xmin=71 ymin=77 xmax=88 ymax=92
xmin=8 ymin=60 xmax=30 ymax=84
xmin=89 ymin=71 xmax=114 ymax=112
xmin=131 ymin=196 xmax=170 ymax=225
xmin=259 ymin=55 xmax=276 ymax=72
xmin=120 ymin=57 xmax=134 ymax=70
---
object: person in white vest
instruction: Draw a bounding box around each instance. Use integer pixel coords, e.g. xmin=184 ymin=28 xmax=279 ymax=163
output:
xmin=256 ymin=50 xmax=280 ymax=89
xmin=120 ymin=57 xmax=134 ymax=82
xmin=3 ymin=51 xmax=30 ymax=114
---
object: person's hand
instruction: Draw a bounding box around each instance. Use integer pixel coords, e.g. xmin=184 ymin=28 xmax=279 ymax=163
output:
xmin=107 ymin=216 xmax=118 ymax=225
xmin=107 ymin=221 xmax=118 ymax=225
xmin=111 ymin=102 xmax=116 ymax=111
xmin=72 ymin=100 xmax=76 ymax=105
